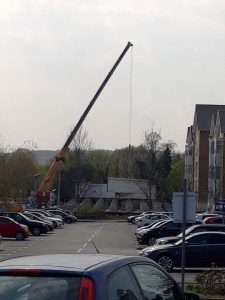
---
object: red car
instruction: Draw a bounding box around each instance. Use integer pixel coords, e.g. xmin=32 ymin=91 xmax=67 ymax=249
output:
xmin=203 ymin=216 xmax=225 ymax=224
xmin=0 ymin=216 xmax=29 ymax=240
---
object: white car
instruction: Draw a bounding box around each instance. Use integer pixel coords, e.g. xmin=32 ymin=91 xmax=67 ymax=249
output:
xmin=135 ymin=213 xmax=171 ymax=228
xmin=30 ymin=212 xmax=63 ymax=229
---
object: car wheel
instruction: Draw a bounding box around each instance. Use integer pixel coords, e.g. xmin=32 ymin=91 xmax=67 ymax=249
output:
xmin=32 ymin=227 xmax=41 ymax=236
xmin=15 ymin=231 xmax=25 ymax=241
xmin=157 ymin=255 xmax=174 ymax=272
xmin=149 ymin=238 xmax=156 ymax=246
xmin=52 ymin=221 xmax=57 ymax=228
xmin=131 ymin=218 xmax=136 ymax=224
xmin=66 ymin=218 xmax=72 ymax=224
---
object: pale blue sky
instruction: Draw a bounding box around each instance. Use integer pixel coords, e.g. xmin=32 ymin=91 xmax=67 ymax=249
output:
xmin=1 ymin=0 xmax=225 ymax=152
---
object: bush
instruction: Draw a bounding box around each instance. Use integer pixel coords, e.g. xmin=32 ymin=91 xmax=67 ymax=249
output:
xmin=186 ymin=263 xmax=225 ymax=296
xmin=76 ymin=202 xmax=105 ymax=219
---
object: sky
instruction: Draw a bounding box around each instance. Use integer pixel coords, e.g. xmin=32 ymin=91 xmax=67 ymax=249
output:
xmin=1 ymin=0 xmax=225 ymax=153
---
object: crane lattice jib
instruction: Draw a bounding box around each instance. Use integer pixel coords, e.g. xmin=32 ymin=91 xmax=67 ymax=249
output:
xmin=38 ymin=41 xmax=133 ymax=194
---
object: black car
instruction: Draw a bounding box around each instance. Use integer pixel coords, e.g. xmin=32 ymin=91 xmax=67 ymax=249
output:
xmin=0 ymin=212 xmax=49 ymax=236
xmin=155 ymin=224 xmax=225 ymax=245
xmin=47 ymin=209 xmax=77 ymax=224
xmin=139 ymin=231 xmax=225 ymax=272
xmin=136 ymin=219 xmax=170 ymax=237
xmin=137 ymin=220 xmax=194 ymax=245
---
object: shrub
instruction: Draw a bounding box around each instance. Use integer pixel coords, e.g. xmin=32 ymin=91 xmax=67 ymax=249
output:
xmin=186 ymin=263 xmax=225 ymax=296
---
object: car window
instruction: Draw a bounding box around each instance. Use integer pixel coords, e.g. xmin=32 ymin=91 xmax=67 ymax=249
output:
xmin=131 ymin=264 xmax=181 ymax=300
xmin=14 ymin=214 xmax=24 ymax=222
xmin=213 ymin=219 xmax=223 ymax=224
xmin=0 ymin=276 xmax=81 ymax=300
xmin=208 ymin=234 xmax=225 ymax=244
xmin=188 ymin=235 xmax=208 ymax=244
xmin=107 ymin=266 xmax=142 ymax=300
xmin=164 ymin=222 xmax=179 ymax=230
xmin=0 ymin=217 xmax=10 ymax=224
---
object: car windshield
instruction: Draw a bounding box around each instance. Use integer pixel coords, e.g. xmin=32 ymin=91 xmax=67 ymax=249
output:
xmin=0 ymin=275 xmax=81 ymax=300
xmin=154 ymin=220 xmax=170 ymax=229
xmin=177 ymin=225 xmax=198 ymax=238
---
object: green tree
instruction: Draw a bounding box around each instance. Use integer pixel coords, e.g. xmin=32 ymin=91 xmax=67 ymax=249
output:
xmin=164 ymin=154 xmax=185 ymax=203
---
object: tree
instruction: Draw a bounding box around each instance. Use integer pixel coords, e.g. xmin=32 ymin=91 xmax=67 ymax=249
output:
xmin=135 ymin=128 xmax=162 ymax=210
xmin=164 ymin=154 xmax=185 ymax=203
xmin=0 ymin=148 xmax=37 ymax=201
xmin=58 ymin=128 xmax=94 ymax=204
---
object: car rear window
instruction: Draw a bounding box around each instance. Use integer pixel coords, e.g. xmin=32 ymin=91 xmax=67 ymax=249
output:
xmin=0 ymin=276 xmax=81 ymax=300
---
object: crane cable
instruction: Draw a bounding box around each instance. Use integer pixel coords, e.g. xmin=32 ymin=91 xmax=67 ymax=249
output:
xmin=129 ymin=46 xmax=133 ymax=150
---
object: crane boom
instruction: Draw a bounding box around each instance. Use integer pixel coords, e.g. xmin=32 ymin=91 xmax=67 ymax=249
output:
xmin=37 ymin=41 xmax=133 ymax=201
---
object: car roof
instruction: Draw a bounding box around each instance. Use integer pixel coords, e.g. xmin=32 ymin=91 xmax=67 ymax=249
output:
xmin=198 ymin=223 xmax=225 ymax=227
xmin=0 ymin=254 xmax=152 ymax=272
xmin=186 ymin=231 xmax=225 ymax=239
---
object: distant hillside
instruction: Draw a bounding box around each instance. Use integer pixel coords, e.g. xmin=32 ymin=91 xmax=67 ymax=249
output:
xmin=34 ymin=150 xmax=58 ymax=165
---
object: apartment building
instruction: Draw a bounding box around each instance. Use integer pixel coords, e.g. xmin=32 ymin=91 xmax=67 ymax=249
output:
xmin=185 ymin=104 xmax=225 ymax=211
xmin=208 ymin=110 xmax=225 ymax=211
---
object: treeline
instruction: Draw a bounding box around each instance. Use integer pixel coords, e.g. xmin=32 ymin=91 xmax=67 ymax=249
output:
xmin=0 ymin=129 xmax=184 ymax=208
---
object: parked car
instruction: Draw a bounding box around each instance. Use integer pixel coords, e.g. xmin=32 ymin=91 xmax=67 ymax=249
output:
xmin=203 ymin=216 xmax=225 ymax=224
xmin=0 ymin=212 xmax=49 ymax=236
xmin=139 ymin=231 xmax=225 ymax=272
xmin=137 ymin=220 xmax=194 ymax=245
xmin=196 ymin=212 xmax=221 ymax=223
xmin=127 ymin=214 xmax=141 ymax=224
xmin=0 ymin=253 xmax=199 ymax=300
xmin=135 ymin=219 xmax=170 ymax=237
xmin=0 ymin=216 xmax=29 ymax=240
xmin=47 ymin=209 xmax=77 ymax=224
xmin=135 ymin=213 xmax=171 ymax=228
xmin=23 ymin=212 xmax=54 ymax=231
xmin=28 ymin=211 xmax=63 ymax=228
xmin=155 ymin=224 xmax=225 ymax=245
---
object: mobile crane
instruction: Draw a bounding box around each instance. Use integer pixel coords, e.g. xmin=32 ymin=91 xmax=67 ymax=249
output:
xmin=36 ymin=41 xmax=133 ymax=207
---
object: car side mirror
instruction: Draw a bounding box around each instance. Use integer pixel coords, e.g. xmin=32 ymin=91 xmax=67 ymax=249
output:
xmin=185 ymin=292 xmax=200 ymax=300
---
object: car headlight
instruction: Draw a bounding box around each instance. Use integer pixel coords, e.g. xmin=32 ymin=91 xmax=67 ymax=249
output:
xmin=138 ymin=232 xmax=145 ymax=236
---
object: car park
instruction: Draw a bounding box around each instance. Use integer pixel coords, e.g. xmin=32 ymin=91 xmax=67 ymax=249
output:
xmin=0 ymin=212 xmax=49 ymax=236
xmin=155 ymin=223 xmax=225 ymax=245
xmin=0 ymin=253 xmax=199 ymax=300
xmin=137 ymin=220 xmax=196 ymax=245
xmin=135 ymin=213 xmax=171 ymax=228
xmin=139 ymin=231 xmax=225 ymax=272
xmin=47 ymin=209 xmax=77 ymax=224
xmin=0 ymin=216 xmax=29 ymax=240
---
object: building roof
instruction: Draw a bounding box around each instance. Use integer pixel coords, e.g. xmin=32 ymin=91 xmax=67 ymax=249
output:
xmin=194 ymin=104 xmax=225 ymax=131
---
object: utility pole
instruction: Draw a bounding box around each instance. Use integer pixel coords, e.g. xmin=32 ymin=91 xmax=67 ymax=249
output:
xmin=57 ymin=169 xmax=61 ymax=208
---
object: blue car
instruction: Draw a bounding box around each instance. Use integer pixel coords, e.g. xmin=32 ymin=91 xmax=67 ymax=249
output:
xmin=0 ymin=254 xmax=198 ymax=300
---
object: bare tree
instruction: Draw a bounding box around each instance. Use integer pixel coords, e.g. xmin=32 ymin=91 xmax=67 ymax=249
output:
xmin=135 ymin=127 xmax=162 ymax=210
xmin=68 ymin=127 xmax=93 ymax=205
